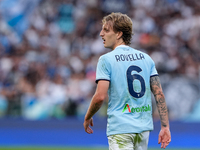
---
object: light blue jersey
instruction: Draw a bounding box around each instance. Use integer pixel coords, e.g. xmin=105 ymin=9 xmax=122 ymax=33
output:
xmin=96 ymin=45 xmax=158 ymax=136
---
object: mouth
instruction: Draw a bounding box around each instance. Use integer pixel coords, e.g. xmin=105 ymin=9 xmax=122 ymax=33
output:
xmin=102 ymin=38 xmax=105 ymax=44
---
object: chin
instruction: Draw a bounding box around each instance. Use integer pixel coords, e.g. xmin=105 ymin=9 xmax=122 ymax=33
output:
xmin=104 ymin=45 xmax=108 ymax=48
xmin=104 ymin=45 xmax=112 ymax=49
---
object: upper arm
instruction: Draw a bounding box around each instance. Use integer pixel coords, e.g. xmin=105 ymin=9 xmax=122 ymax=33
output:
xmin=94 ymin=80 xmax=110 ymax=101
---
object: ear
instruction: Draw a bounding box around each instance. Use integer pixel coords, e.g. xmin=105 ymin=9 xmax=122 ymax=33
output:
xmin=117 ymin=31 xmax=123 ymax=40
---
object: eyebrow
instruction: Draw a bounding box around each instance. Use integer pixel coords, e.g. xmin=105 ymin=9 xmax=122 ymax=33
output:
xmin=103 ymin=24 xmax=110 ymax=30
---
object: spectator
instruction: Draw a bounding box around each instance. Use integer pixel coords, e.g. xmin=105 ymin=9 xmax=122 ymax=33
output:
xmin=0 ymin=0 xmax=199 ymax=120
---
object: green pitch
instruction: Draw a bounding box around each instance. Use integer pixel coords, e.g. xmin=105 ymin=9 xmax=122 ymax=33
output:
xmin=0 ymin=147 xmax=199 ymax=150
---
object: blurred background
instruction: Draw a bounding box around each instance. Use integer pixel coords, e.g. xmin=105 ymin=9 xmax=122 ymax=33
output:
xmin=0 ymin=0 xmax=200 ymax=149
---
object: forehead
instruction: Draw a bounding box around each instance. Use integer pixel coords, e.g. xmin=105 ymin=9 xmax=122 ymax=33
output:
xmin=102 ymin=21 xmax=113 ymax=30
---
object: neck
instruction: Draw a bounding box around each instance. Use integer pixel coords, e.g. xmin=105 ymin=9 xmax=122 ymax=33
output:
xmin=118 ymin=41 xmax=125 ymax=46
xmin=112 ymin=40 xmax=126 ymax=50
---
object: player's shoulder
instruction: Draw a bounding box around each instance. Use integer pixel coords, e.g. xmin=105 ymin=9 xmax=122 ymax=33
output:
xmin=99 ymin=51 xmax=114 ymax=61
xmin=97 ymin=53 xmax=111 ymax=66
xmin=131 ymin=48 xmax=149 ymax=57
xmin=133 ymin=48 xmax=154 ymax=61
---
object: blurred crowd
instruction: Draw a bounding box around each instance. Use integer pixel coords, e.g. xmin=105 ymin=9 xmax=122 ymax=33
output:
xmin=0 ymin=0 xmax=200 ymax=121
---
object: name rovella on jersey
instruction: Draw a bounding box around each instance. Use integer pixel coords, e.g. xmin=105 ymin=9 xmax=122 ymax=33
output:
xmin=115 ymin=53 xmax=145 ymax=62
xmin=122 ymin=104 xmax=151 ymax=113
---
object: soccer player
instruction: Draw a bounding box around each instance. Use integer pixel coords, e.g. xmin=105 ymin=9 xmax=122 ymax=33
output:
xmin=83 ymin=12 xmax=171 ymax=150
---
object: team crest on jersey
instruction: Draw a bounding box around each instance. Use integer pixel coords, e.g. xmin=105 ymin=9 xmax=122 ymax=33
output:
xmin=122 ymin=104 xmax=151 ymax=113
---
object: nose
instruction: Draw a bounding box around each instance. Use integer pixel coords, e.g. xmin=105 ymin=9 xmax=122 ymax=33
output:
xmin=99 ymin=30 xmax=103 ymax=37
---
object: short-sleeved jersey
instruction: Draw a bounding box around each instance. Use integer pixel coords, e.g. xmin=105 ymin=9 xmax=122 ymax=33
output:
xmin=96 ymin=45 xmax=158 ymax=136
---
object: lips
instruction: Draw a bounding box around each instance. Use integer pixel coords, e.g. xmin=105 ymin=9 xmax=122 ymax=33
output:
xmin=102 ymin=38 xmax=105 ymax=44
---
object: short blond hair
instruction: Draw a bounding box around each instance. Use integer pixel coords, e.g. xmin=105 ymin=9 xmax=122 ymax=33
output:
xmin=102 ymin=12 xmax=133 ymax=45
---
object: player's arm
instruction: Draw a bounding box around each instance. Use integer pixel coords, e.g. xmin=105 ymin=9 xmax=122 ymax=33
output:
xmin=83 ymin=80 xmax=109 ymax=134
xmin=150 ymin=75 xmax=171 ymax=149
xmin=150 ymin=76 xmax=169 ymax=127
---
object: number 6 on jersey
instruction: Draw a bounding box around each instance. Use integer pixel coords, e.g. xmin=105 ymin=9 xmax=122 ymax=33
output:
xmin=126 ymin=65 xmax=146 ymax=98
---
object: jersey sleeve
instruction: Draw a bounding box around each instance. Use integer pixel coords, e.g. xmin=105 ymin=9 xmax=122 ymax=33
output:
xmin=150 ymin=58 xmax=158 ymax=77
xmin=95 ymin=55 xmax=111 ymax=83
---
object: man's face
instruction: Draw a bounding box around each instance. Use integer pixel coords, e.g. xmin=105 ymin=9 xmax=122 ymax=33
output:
xmin=99 ymin=21 xmax=118 ymax=50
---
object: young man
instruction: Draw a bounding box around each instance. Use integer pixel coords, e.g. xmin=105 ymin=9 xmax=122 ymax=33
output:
xmin=83 ymin=12 xmax=171 ymax=150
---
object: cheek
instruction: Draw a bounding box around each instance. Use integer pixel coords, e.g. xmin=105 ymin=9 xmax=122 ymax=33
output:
xmin=109 ymin=35 xmax=117 ymax=42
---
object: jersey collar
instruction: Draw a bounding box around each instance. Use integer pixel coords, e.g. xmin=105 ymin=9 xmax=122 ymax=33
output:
xmin=115 ymin=45 xmax=129 ymax=49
